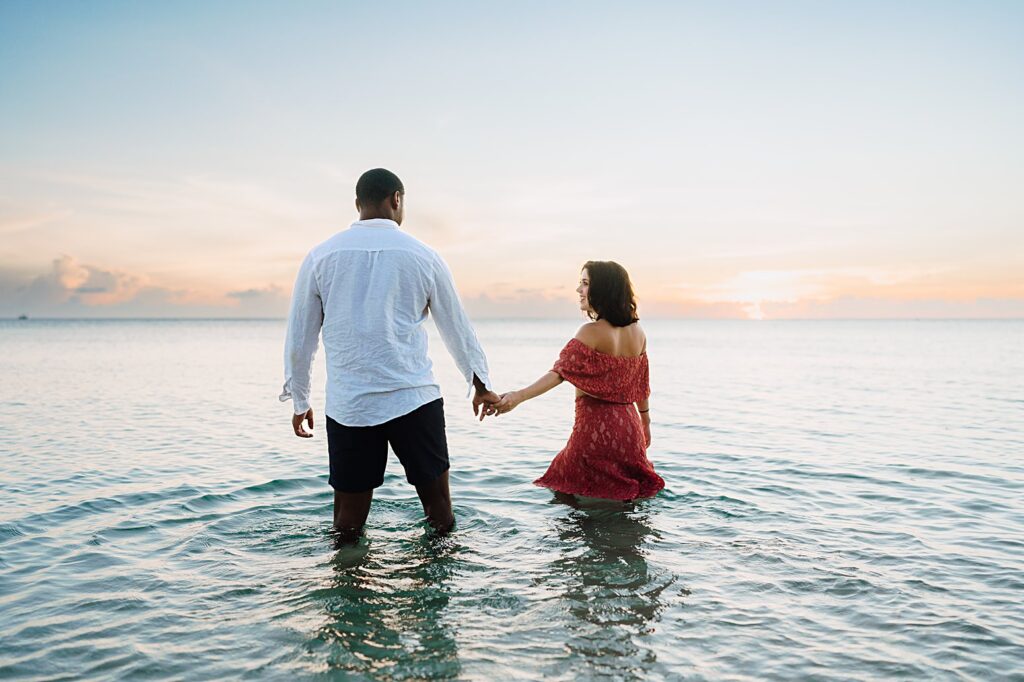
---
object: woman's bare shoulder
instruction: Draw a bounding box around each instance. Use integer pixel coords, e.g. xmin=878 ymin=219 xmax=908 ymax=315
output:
xmin=579 ymin=320 xmax=633 ymax=354
xmin=573 ymin=322 xmax=602 ymax=349
xmin=633 ymin=323 xmax=647 ymax=351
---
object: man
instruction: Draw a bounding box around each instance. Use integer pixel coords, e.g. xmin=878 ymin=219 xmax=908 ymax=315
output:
xmin=280 ymin=168 xmax=499 ymax=538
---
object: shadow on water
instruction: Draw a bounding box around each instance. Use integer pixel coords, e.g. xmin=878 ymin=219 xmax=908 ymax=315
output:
xmin=546 ymin=493 xmax=677 ymax=679
xmin=305 ymin=528 xmax=462 ymax=679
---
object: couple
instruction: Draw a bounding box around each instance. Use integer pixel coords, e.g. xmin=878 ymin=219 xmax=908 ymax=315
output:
xmin=280 ymin=169 xmax=664 ymax=538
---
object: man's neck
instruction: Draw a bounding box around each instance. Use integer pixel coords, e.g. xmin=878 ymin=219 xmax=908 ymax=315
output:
xmin=358 ymin=213 xmax=396 ymax=222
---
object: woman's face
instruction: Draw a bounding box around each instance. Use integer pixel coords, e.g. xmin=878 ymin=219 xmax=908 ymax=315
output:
xmin=576 ymin=269 xmax=591 ymax=313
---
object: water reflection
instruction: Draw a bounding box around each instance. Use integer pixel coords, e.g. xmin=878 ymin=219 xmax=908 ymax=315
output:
xmin=548 ymin=494 xmax=674 ymax=679
xmin=309 ymin=531 xmax=461 ymax=679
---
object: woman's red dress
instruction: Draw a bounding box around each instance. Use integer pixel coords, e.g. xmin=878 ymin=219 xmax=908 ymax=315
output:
xmin=534 ymin=338 xmax=665 ymax=501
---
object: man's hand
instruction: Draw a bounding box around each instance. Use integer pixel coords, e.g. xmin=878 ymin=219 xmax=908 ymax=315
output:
xmin=472 ymin=388 xmax=501 ymax=421
xmin=292 ymin=408 xmax=315 ymax=438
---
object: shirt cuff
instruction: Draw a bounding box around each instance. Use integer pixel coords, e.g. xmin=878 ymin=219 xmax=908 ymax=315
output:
xmin=280 ymin=379 xmax=310 ymax=414
xmin=466 ymin=368 xmax=492 ymax=397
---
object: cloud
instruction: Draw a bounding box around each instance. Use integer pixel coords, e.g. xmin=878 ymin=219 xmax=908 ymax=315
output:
xmin=641 ymin=297 xmax=751 ymax=319
xmin=228 ymin=286 xmax=276 ymax=300
xmin=460 ymin=287 xmax=753 ymax=320
xmin=225 ymin=285 xmax=290 ymax=317
xmin=0 ymin=256 xmax=287 ymax=318
xmin=761 ymin=296 xmax=1024 ymax=319
xmin=2 ymin=255 xmax=146 ymax=309
xmin=2 ymin=255 xmax=1021 ymax=320
xmin=458 ymin=264 xmax=1024 ymax=321
xmin=462 ymin=292 xmax=572 ymax=319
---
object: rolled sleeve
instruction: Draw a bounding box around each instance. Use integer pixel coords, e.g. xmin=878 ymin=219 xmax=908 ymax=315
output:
xmin=280 ymin=252 xmax=324 ymax=413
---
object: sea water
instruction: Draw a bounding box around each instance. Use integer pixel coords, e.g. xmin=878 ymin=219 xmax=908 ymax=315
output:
xmin=0 ymin=319 xmax=1022 ymax=680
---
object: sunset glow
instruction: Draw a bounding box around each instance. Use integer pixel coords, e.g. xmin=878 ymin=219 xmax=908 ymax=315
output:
xmin=1 ymin=2 xmax=1022 ymax=319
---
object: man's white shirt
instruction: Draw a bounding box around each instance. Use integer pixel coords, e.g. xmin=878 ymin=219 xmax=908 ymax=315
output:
xmin=280 ymin=218 xmax=491 ymax=426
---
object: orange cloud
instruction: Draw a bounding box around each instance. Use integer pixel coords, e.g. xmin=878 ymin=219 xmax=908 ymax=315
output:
xmin=3 ymin=255 xmax=1022 ymax=320
xmin=0 ymin=256 xmax=288 ymax=317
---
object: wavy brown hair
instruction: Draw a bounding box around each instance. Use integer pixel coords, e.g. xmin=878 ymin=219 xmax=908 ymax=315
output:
xmin=583 ymin=260 xmax=639 ymax=327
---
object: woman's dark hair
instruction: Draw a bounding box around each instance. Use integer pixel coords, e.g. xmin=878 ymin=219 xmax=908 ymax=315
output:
xmin=583 ymin=260 xmax=639 ymax=327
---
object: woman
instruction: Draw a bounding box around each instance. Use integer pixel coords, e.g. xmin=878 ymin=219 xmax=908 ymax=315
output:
xmin=494 ymin=261 xmax=664 ymax=501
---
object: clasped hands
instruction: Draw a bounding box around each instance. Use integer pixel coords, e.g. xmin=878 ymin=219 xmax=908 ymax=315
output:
xmin=472 ymin=387 xmax=521 ymax=421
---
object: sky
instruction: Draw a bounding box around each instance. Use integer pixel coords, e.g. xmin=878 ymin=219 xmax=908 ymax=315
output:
xmin=1 ymin=0 xmax=1022 ymax=319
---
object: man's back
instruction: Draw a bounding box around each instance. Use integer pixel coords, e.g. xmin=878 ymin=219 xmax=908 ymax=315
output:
xmin=282 ymin=218 xmax=490 ymax=428
xmin=282 ymin=167 xmax=498 ymax=537
xmin=312 ymin=219 xmax=439 ymax=424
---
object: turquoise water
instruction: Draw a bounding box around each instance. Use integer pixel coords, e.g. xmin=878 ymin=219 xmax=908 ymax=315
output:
xmin=1 ymin=319 xmax=1022 ymax=680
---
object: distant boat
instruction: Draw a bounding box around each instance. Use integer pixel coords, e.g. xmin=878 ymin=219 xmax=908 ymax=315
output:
xmin=17 ymin=314 xmax=28 ymax=320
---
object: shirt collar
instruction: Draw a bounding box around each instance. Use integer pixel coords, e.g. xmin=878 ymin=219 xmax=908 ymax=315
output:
xmin=351 ymin=218 xmax=399 ymax=230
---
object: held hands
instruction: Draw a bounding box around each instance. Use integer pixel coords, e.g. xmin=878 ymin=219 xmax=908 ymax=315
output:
xmin=493 ymin=391 xmax=522 ymax=416
xmin=478 ymin=390 xmax=523 ymax=418
xmin=473 ymin=389 xmax=523 ymax=421
xmin=472 ymin=388 xmax=502 ymax=421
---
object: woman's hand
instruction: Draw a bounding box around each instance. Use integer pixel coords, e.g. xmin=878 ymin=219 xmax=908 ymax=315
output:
xmin=495 ymin=390 xmax=523 ymax=415
xmin=640 ymin=412 xmax=651 ymax=447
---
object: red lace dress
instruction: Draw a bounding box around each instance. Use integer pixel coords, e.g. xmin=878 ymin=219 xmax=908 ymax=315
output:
xmin=534 ymin=338 xmax=665 ymax=501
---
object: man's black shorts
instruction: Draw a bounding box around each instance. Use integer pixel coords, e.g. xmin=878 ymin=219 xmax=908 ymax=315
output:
xmin=325 ymin=398 xmax=449 ymax=492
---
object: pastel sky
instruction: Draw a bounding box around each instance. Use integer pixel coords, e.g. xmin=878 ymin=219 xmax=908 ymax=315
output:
xmin=2 ymin=1 xmax=1022 ymax=319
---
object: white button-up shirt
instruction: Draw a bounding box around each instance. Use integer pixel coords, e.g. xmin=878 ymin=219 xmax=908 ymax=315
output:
xmin=279 ymin=219 xmax=492 ymax=427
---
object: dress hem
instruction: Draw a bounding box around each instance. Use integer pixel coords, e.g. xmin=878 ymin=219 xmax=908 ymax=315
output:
xmin=533 ymin=478 xmax=663 ymax=502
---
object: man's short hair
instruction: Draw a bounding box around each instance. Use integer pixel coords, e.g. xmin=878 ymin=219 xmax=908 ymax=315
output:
xmin=356 ymin=168 xmax=404 ymax=205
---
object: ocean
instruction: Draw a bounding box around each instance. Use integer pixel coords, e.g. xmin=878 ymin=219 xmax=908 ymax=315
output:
xmin=1 ymin=318 xmax=1022 ymax=680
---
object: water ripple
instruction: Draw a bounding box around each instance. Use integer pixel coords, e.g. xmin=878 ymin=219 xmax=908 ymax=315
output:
xmin=1 ymin=319 xmax=1023 ymax=679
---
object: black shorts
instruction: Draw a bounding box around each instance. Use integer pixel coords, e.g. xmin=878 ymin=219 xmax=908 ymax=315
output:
xmin=326 ymin=398 xmax=450 ymax=492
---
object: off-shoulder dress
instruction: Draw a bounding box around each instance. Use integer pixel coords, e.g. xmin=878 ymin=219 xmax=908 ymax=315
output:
xmin=534 ymin=338 xmax=665 ymax=501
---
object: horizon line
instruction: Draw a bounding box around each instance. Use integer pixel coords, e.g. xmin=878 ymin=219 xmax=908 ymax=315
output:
xmin=5 ymin=316 xmax=1023 ymax=323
